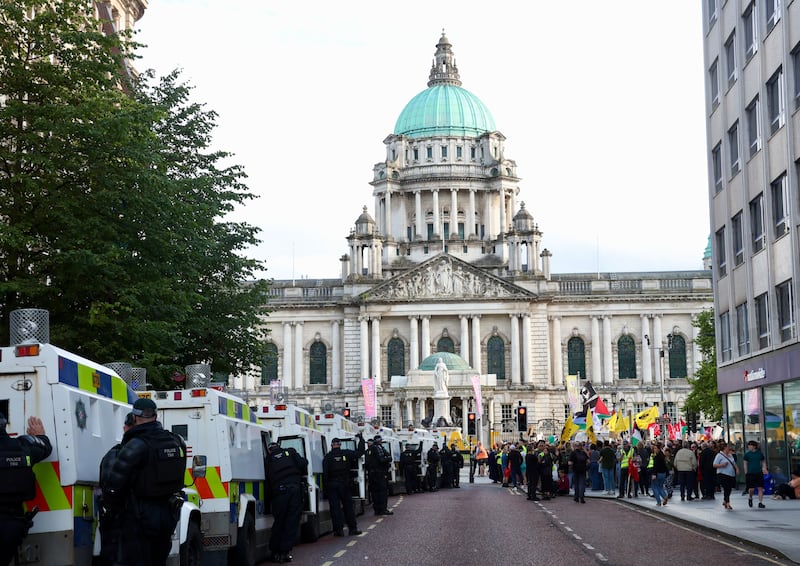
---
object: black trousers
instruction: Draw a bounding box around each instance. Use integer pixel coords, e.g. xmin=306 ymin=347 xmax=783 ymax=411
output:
xmin=327 ymin=481 xmax=356 ymax=532
xmin=427 ymin=466 xmax=438 ymax=490
xmin=403 ymin=466 xmax=418 ymax=494
xmin=270 ymin=483 xmax=303 ymax=555
xmin=0 ymin=513 xmax=29 ymax=566
xmin=116 ymin=499 xmax=177 ymax=566
xmin=526 ymin=467 xmax=540 ymax=498
xmin=368 ymin=472 xmax=389 ymax=513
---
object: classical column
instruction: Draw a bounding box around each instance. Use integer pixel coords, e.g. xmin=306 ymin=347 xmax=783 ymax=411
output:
xmin=409 ymin=316 xmax=419 ymax=370
xmin=360 ymin=317 xmax=369 ymax=380
xmin=459 ymin=315 xmax=470 ymax=362
xmin=432 ymin=189 xmax=440 ymax=236
xmin=590 ymin=316 xmax=600 ymax=382
xmin=421 ymin=316 xmax=431 ymax=359
xmin=331 ymin=320 xmax=341 ymax=390
xmin=371 ymin=317 xmax=381 ymax=382
xmin=450 ymin=188 xmax=458 ymax=237
xmin=510 ymin=314 xmax=520 ymax=385
xmin=471 ymin=315 xmax=482 ymax=372
xmin=385 ymin=191 xmax=392 ymax=237
xmin=488 ymin=398 xmax=495 ymax=434
xmin=415 ymin=191 xmax=423 ymax=238
xmin=602 ymin=315 xmax=613 ymax=385
xmin=282 ymin=322 xmax=293 ymax=387
xmin=521 ymin=313 xmax=531 ymax=384
xmin=294 ymin=322 xmax=303 ymax=390
xmin=468 ymin=189 xmax=476 ymax=237
xmin=641 ymin=315 xmax=652 ymax=384
xmin=392 ymin=398 xmax=401 ymax=428
xmin=498 ymin=188 xmax=506 ymax=237
xmin=691 ymin=320 xmax=701 ymax=374
xmin=550 ymin=316 xmax=562 ymax=387
xmin=653 ymin=314 xmax=663 ymax=385
xmin=405 ymin=399 xmax=413 ymax=427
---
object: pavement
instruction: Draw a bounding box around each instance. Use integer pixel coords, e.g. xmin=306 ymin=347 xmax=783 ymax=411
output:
xmin=462 ymin=470 xmax=800 ymax=564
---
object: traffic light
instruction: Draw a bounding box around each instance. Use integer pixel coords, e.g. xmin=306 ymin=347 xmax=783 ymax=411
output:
xmin=467 ymin=412 xmax=476 ymax=435
xmin=342 ymin=405 xmax=351 ymax=419
xmin=516 ymin=406 xmax=528 ymax=432
xmin=688 ymin=412 xmax=697 ymax=433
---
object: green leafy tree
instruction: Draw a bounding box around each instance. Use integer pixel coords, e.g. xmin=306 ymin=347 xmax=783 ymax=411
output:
xmin=685 ymin=308 xmax=722 ymax=422
xmin=0 ymin=0 xmax=269 ymax=386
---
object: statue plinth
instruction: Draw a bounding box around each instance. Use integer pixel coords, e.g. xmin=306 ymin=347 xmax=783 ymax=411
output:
xmin=433 ymin=396 xmax=451 ymax=426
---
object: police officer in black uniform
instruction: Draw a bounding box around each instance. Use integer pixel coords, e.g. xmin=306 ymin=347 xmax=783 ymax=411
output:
xmin=102 ymin=398 xmax=187 ymax=566
xmin=426 ymin=442 xmax=440 ymax=491
xmin=322 ymin=434 xmax=365 ymax=537
xmin=98 ymin=412 xmax=135 ymax=565
xmin=264 ymin=440 xmax=308 ymax=563
xmin=439 ymin=444 xmax=452 ymax=489
xmin=365 ymin=435 xmax=393 ymax=515
xmin=450 ymin=444 xmax=463 ymax=488
xmin=525 ymin=441 xmax=540 ymax=501
xmin=0 ymin=413 xmax=52 ymax=566
xmin=399 ymin=442 xmax=422 ymax=495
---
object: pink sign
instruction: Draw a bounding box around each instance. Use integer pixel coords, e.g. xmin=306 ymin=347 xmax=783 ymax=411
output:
xmin=361 ymin=379 xmax=376 ymax=419
xmin=470 ymin=375 xmax=482 ymax=417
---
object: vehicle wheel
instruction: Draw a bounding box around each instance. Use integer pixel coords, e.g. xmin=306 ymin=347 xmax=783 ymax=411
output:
xmin=229 ymin=512 xmax=256 ymax=566
xmin=300 ymin=513 xmax=320 ymax=543
xmin=179 ymin=521 xmax=203 ymax=566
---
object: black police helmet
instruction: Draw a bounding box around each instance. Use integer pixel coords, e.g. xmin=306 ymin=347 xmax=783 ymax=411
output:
xmin=267 ymin=442 xmax=280 ymax=453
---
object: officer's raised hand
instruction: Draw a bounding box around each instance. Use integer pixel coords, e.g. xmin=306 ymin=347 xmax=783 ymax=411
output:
xmin=27 ymin=416 xmax=45 ymax=436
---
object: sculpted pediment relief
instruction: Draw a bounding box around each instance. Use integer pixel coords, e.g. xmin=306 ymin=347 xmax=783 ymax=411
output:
xmin=364 ymin=254 xmax=534 ymax=302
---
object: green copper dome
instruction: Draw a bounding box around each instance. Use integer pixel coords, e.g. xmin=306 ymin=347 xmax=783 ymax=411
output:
xmin=394 ymin=32 xmax=496 ymax=139
xmin=394 ymin=84 xmax=496 ymax=139
xmin=418 ymin=352 xmax=472 ymax=371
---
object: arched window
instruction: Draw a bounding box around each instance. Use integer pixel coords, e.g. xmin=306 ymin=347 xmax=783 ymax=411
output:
xmin=388 ymin=337 xmax=405 ymax=376
xmin=437 ymin=336 xmax=455 ymax=353
xmin=309 ymin=341 xmax=327 ymax=384
xmin=617 ymin=335 xmax=636 ymax=379
xmin=487 ymin=336 xmax=505 ymax=380
xmin=669 ymin=335 xmax=688 ymax=378
xmin=261 ymin=343 xmax=278 ymax=385
xmin=567 ymin=337 xmax=586 ymax=378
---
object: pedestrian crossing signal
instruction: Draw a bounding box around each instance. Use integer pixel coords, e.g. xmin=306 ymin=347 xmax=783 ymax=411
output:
xmin=343 ymin=407 xmax=351 ymax=418
xmin=516 ymin=406 xmax=528 ymax=432
xmin=467 ymin=412 xmax=476 ymax=435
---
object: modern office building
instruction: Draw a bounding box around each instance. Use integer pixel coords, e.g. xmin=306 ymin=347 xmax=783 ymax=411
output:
xmin=703 ymin=0 xmax=800 ymax=478
xmin=251 ymin=33 xmax=713 ymax=443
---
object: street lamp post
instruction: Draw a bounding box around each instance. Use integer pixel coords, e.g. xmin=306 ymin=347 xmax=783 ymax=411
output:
xmin=645 ymin=333 xmax=674 ymax=443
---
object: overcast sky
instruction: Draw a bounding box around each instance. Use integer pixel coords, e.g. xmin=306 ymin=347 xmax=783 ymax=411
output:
xmin=135 ymin=1 xmax=710 ymax=281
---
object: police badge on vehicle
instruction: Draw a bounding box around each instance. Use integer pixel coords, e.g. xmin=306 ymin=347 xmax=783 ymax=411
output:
xmin=75 ymin=399 xmax=87 ymax=429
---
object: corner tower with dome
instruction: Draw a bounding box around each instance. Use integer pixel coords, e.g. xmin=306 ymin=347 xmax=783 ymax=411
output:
xmin=256 ymin=32 xmax=712 ymax=446
xmin=345 ymin=32 xmax=544 ymax=281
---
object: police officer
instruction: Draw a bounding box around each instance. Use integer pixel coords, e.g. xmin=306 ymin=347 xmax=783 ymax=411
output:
xmin=536 ymin=440 xmax=553 ymax=500
xmin=264 ymin=440 xmax=308 ymax=563
xmin=426 ymin=442 xmax=440 ymax=491
xmin=98 ymin=412 xmax=135 ymax=565
xmin=450 ymin=444 xmax=463 ymax=488
xmin=400 ymin=442 xmax=422 ymax=494
xmin=365 ymin=435 xmax=393 ymax=515
xmin=102 ymin=397 xmax=187 ymax=566
xmin=0 ymin=413 xmax=52 ymax=566
xmin=525 ymin=441 xmax=540 ymax=501
xmin=322 ymin=434 xmax=365 ymax=536
xmin=439 ymin=443 xmax=452 ymax=489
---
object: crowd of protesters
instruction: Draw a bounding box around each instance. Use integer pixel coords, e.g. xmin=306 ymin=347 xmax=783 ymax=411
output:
xmin=481 ymin=436 xmax=792 ymax=512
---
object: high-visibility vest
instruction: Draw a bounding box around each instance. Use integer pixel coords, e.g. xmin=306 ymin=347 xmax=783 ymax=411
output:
xmin=621 ymin=448 xmax=634 ymax=467
xmin=476 ymin=446 xmax=488 ymax=459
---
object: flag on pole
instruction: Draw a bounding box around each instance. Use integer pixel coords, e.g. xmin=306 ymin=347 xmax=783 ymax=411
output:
xmin=635 ymin=405 xmax=659 ymax=429
xmin=470 ymin=375 xmax=483 ymax=418
xmin=607 ymin=411 xmax=619 ymax=432
xmin=586 ymin=408 xmax=597 ymax=445
xmin=594 ymin=397 xmax=611 ymax=418
xmin=565 ymin=375 xmax=581 ymax=415
xmin=560 ymin=413 xmax=579 ymax=443
xmin=631 ymin=428 xmax=643 ymax=447
xmin=612 ymin=413 xmax=630 ymax=434
xmin=361 ymin=378 xmax=376 ymax=419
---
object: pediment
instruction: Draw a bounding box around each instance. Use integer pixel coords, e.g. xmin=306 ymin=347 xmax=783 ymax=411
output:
xmin=362 ymin=254 xmax=536 ymax=302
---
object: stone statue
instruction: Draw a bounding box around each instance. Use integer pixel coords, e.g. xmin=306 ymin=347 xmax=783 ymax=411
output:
xmin=433 ymin=358 xmax=449 ymax=397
